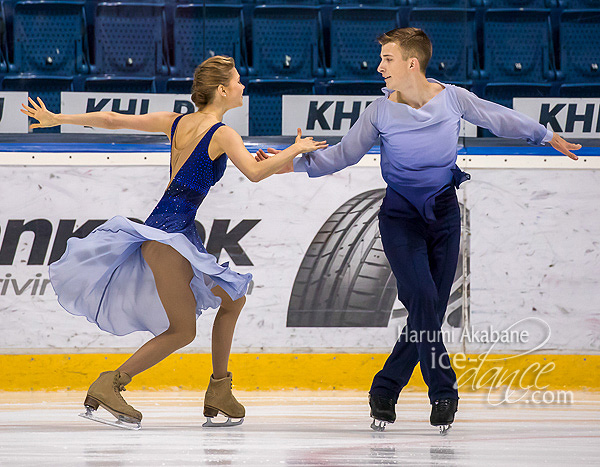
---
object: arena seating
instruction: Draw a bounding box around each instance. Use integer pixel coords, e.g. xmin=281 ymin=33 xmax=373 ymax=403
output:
xmin=328 ymin=6 xmax=399 ymax=80
xmin=0 ymin=0 xmax=597 ymax=134
xmin=408 ymin=8 xmax=478 ymax=84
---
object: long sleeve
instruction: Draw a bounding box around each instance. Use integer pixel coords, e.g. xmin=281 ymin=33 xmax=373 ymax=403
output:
xmin=293 ymin=100 xmax=380 ymax=177
xmin=454 ymin=86 xmax=553 ymax=145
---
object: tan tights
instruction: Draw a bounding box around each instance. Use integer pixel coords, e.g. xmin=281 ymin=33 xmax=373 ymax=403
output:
xmin=116 ymin=241 xmax=246 ymax=379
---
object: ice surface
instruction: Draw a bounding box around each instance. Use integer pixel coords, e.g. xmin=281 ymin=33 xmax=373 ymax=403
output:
xmin=1 ymin=390 xmax=599 ymax=466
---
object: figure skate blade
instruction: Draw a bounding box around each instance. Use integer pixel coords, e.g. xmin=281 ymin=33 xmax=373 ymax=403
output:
xmin=79 ymin=407 xmax=141 ymax=430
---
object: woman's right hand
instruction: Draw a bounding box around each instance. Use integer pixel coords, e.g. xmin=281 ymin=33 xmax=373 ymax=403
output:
xmin=21 ymin=97 xmax=61 ymax=129
xmin=255 ymin=147 xmax=293 ymax=174
xmin=294 ymin=128 xmax=328 ymax=153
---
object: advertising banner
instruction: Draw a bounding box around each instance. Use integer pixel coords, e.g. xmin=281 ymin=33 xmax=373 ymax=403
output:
xmin=1 ymin=162 xmax=598 ymax=354
xmin=514 ymin=98 xmax=600 ymax=139
xmin=0 ymin=92 xmax=29 ymax=133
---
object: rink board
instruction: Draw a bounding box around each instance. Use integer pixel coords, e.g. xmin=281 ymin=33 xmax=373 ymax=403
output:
xmin=1 ymin=146 xmax=600 ymax=390
xmin=1 ymin=352 xmax=600 ymax=392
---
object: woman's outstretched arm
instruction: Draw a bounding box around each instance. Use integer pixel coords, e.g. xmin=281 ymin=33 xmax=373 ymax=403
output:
xmin=21 ymin=97 xmax=177 ymax=135
xmin=216 ymin=125 xmax=328 ymax=183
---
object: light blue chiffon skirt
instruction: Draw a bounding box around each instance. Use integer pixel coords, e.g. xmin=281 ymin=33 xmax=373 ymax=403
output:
xmin=49 ymin=216 xmax=252 ymax=336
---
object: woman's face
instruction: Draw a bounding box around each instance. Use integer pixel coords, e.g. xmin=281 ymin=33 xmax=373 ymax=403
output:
xmin=224 ymin=68 xmax=245 ymax=108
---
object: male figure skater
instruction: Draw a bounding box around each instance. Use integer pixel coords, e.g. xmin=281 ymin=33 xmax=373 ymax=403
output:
xmin=258 ymin=28 xmax=580 ymax=433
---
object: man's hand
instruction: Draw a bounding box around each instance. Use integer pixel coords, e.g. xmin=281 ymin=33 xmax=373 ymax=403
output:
xmin=550 ymin=133 xmax=582 ymax=160
xmin=293 ymin=128 xmax=328 ymax=153
xmin=255 ymin=148 xmax=293 ymax=174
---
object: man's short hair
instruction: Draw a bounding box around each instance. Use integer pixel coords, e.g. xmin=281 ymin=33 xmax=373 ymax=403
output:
xmin=377 ymin=27 xmax=432 ymax=73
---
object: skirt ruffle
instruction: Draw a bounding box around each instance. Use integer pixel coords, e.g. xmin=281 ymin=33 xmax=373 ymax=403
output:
xmin=49 ymin=216 xmax=252 ymax=336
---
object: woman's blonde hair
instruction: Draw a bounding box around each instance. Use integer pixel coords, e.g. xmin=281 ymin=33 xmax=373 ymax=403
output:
xmin=191 ymin=56 xmax=236 ymax=110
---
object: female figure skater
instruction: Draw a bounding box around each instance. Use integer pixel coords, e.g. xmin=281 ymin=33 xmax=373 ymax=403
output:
xmin=21 ymin=56 xmax=327 ymax=429
xmin=257 ymin=28 xmax=581 ymax=434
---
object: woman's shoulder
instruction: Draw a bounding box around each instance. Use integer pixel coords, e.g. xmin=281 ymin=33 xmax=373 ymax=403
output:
xmin=213 ymin=122 xmax=234 ymax=137
xmin=211 ymin=123 xmax=243 ymax=152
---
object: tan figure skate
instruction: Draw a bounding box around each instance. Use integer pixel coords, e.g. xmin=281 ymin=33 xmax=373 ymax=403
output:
xmin=202 ymin=372 xmax=245 ymax=427
xmin=80 ymin=370 xmax=142 ymax=430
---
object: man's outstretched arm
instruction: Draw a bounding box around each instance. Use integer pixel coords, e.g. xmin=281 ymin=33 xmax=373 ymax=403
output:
xmin=454 ymin=86 xmax=581 ymax=160
xmin=257 ymin=100 xmax=380 ymax=176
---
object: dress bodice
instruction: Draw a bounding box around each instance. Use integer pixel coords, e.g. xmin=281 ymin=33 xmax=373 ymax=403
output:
xmin=145 ymin=115 xmax=228 ymax=239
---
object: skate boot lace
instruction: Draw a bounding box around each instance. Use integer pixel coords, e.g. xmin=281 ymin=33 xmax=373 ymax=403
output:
xmin=113 ymin=375 xmax=129 ymax=403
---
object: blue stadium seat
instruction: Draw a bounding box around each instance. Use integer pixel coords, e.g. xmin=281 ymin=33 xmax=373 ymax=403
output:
xmin=483 ymin=0 xmax=555 ymax=6
xmin=88 ymin=2 xmax=168 ymax=91
xmin=170 ymin=4 xmax=246 ymax=83
xmin=248 ymin=79 xmax=314 ymax=135
xmin=0 ymin=6 xmax=7 ymax=72
xmin=329 ymin=7 xmax=398 ymax=80
xmin=2 ymin=1 xmax=85 ymax=122
xmin=250 ymin=6 xmax=325 ymax=78
xmin=166 ymin=78 xmax=193 ymax=94
xmin=406 ymin=0 xmax=476 ymax=7
xmin=561 ymin=0 xmax=600 ymax=7
xmin=84 ymin=77 xmax=155 ymax=93
xmin=409 ymin=8 xmax=478 ymax=84
xmin=260 ymin=0 xmax=321 ymax=4
xmin=324 ymin=80 xmax=385 ymax=95
xmin=9 ymin=0 xmax=88 ymax=75
xmin=483 ymin=9 xmax=555 ymax=82
xmin=560 ymin=83 xmax=600 ymax=97
xmin=558 ymin=11 xmax=600 ymax=83
xmin=334 ymin=0 xmax=396 ymax=6
xmin=178 ymin=0 xmax=254 ymax=3
xmin=484 ymin=83 xmax=552 ymax=108
xmin=1 ymin=76 xmax=73 ymax=133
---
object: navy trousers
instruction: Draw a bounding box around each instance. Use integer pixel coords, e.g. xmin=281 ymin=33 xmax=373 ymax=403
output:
xmin=370 ymin=186 xmax=460 ymax=403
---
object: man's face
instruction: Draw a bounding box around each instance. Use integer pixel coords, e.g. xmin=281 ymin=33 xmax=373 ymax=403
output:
xmin=377 ymin=42 xmax=415 ymax=90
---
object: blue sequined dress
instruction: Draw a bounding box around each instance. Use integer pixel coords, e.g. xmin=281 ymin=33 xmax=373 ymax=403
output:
xmin=49 ymin=115 xmax=252 ymax=336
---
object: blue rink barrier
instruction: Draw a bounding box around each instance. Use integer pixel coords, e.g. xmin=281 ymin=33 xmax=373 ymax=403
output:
xmin=1 ymin=142 xmax=600 ymax=156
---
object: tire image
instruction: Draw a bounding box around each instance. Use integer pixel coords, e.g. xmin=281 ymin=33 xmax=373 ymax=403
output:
xmin=286 ymin=189 xmax=470 ymax=329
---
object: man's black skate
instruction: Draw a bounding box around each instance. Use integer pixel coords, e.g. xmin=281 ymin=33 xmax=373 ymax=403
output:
xmin=369 ymin=395 xmax=396 ymax=431
xmin=430 ymin=399 xmax=458 ymax=435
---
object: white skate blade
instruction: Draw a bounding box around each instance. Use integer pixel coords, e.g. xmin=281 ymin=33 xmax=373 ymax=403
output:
xmin=370 ymin=418 xmax=388 ymax=432
xmin=202 ymin=416 xmax=244 ymax=428
xmin=438 ymin=424 xmax=452 ymax=436
xmin=79 ymin=408 xmax=141 ymax=430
